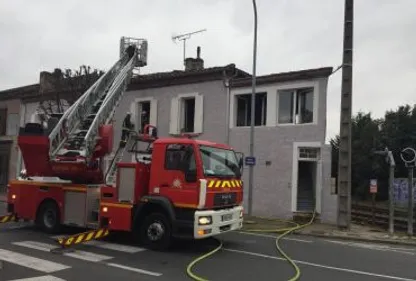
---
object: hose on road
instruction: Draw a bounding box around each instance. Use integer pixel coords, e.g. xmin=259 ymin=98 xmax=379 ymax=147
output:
xmin=186 ymin=211 xmax=316 ymax=281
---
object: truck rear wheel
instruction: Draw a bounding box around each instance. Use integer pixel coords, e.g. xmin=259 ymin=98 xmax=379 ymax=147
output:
xmin=140 ymin=212 xmax=172 ymax=251
xmin=36 ymin=201 xmax=61 ymax=234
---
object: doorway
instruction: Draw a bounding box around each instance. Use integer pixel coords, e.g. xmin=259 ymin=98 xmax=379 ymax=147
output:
xmin=296 ymin=161 xmax=317 ymax=212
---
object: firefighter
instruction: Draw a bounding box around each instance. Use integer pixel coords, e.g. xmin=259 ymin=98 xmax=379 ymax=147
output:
xmin=121 ymin=112 xmax=133 ymax=145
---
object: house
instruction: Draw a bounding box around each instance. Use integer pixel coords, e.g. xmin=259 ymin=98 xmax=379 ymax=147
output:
xmin=0 ymin=48 xmax=337 ymax=224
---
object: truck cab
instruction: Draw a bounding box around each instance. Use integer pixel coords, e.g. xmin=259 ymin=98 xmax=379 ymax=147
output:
xmin=115 ymin=135 xmax=244 ymax=250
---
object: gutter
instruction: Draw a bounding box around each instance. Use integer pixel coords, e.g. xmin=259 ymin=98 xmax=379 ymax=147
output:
xmin=223 ymin=68 xmax=239 ymax=145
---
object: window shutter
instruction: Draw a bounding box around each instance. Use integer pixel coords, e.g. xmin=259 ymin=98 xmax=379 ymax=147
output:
xmin=169 ymin=97 xmax=179 ymax=134
xmin=194 ymin=94 xmax=204 ymax=134
xmin=150 ymin=99 xmax=158 ymax=126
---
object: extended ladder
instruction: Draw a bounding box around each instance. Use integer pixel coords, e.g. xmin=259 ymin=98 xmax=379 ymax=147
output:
xmin=105 ymin=133 xmax=136 ymax=186
xmin=47 ymin=38 xmax=148 ymax=164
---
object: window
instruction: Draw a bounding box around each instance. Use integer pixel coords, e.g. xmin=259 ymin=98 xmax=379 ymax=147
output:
xmin=181 ymin=97 xmax=195 ymax=133
xmin=299 ymin=147 xmax=320 ymax=160
xmin=131 ymin=98 xmax=158 ymax=132
xmin=235 ymin=92 xmax=267 ymax=127
xmin=278 ymin=88 xmax=314 ymax=124
xmin=169 ymin=94 xmax=204 ymax=135
xmin=137 ymin=101 xmax=150 ymax=133
xmin=6 ymin=113 xmax=19 ymax=136
xmin=0 ymin=108 xmax=6 ymax=136
xmin=199 ymin=145 xmax=240 ymax=178
xmin=164 ymin=144 xmax=197 ymax=178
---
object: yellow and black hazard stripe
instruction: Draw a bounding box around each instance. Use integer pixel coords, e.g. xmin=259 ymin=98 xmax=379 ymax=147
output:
xmin=57 ymin=228 xmax=110 ymax=247
xmin=0 ymin=214 xmax=18 ymax=224
xmin=207 ymin=180 xmax=243 ymax=188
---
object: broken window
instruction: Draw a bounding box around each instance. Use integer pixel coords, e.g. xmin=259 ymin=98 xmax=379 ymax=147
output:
xmin=181 ymin=97 xmax=195 ymax=133
xmin=235 ymin=92 xmax=267 ymax=127
xmin=278 ymin=88 xmax=314 ymax=124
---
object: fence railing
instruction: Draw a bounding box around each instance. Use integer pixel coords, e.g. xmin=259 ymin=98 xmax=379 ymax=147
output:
xmin=352 ymin=202 xmax=416 ymax=231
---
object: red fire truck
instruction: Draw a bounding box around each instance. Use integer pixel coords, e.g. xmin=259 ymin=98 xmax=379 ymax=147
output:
xmin=3 ymin=37 xmax=244 ymax=250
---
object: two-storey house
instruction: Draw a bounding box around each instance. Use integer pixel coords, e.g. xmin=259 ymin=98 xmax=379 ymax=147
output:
xmin=0 ymin=49 xmax=337 ymax=224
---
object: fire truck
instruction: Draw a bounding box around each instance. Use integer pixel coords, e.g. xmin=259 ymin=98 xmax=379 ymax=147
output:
xmin=4 ymin=37 xmax=244 ymax=250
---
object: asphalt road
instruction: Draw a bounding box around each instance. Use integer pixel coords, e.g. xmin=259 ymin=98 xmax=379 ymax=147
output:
xmin=1 ymin=201 xmax=416 ymax=281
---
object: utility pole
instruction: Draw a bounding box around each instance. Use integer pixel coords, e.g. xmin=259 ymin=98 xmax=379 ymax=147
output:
xmin=172 ymin=29 xmax=207 ymax=66
xmin=247 ymin=0 xmax=258 ymax=216
xmin=337 ymin=0 xmax=354 ymax=230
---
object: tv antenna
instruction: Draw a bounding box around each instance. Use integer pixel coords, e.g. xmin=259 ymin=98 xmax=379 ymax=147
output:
xmin=172 ymin=29 xmax=207 ymax=65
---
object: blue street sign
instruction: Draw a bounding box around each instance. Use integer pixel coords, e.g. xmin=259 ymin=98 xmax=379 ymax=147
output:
xmin=245 ymin=156 xmax=256 ymax=166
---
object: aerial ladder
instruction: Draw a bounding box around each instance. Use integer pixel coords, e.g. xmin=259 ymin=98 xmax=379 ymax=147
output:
xmin=18 ymin=37 xmax=148 ymax=184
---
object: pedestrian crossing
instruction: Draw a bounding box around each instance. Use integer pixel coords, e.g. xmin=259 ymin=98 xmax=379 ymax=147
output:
xmin=0 ymin=233 xmax=163 ymax=280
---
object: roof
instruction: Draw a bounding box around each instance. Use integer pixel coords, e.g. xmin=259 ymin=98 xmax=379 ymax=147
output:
xmin=0 ymin=65 xmax=334 ymax=102
xmin=127 ymin=63 xmax=250 ymax=91
xmin=0 ymin=63 xmax=250 ymax=101
xmin=231 ymin=66 xmax=334 ymax=88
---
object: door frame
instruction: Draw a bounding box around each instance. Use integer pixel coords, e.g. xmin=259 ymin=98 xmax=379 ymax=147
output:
xmin=291 ymin=142 xmax=322 ymax=213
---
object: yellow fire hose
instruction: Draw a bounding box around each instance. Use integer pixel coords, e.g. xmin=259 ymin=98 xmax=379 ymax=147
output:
xmin=186 ymin=211 xmax=316 ymax=281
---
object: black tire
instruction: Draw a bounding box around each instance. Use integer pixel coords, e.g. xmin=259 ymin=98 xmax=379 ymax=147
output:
xmin=140 ymin=212 xmax=172 ymax=251
xmin=36 ymin=201 xmax=61 ymax=234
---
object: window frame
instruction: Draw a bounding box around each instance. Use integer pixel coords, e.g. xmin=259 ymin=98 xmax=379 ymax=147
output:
xmin=234 ymin=92 xmax=268 ymax=127
xmin=277 ymin=87 xmax=315 ymax=126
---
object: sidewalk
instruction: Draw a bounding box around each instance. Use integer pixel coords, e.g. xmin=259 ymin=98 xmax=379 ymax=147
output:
xmin=242 ymin=215 xmax=416 ymax=247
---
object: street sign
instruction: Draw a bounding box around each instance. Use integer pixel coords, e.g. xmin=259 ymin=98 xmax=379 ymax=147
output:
xmin=370 ymin=179 xmax=377 ymax=194
xmin=245 ymin=156 xmax=256 ymax=166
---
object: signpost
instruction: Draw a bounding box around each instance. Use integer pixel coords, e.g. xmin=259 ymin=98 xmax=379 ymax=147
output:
xmin=370 ymin=179 xmax=377 ymax=224
xmin=400 ymin=147 xmax=416 ymax=236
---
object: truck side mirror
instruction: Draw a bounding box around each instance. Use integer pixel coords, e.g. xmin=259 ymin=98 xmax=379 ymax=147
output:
xmin=235 ymin=152 xmax=244 ymax=174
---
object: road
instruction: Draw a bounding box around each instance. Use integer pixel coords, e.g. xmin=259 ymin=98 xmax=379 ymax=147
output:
xmin=1 ymin=201 xmax=416 ymax=281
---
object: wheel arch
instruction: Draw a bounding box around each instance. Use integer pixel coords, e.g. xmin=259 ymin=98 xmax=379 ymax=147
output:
xmin=133 ymin=196 xmax=176 ymax=231
xmin=36 ymin=198 xmax=61 ymax=223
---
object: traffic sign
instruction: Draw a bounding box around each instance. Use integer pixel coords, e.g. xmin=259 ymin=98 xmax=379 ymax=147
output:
xmin=245 ymin=156 xmax=256 ymax=166
xmin=370 ymin=179 xmax=377 ymax=194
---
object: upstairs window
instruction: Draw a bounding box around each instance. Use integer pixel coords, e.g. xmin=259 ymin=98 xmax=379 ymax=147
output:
xmin=235 ymin=92 xmax=267 ymax=127
xmin=169 ymin=93 xmax=204 ymax=135
xmin=278 ymin=88 xmax=314 ymax=124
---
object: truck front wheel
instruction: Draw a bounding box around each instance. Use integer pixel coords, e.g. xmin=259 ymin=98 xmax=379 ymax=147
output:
xmin=140 ymin=212 xmax=172 ymax=251
xmin=36 ymin=201 xmax=61 ymax=234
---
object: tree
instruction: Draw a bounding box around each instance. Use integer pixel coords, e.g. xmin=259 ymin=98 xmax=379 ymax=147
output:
xmin=330 ymin=105 xmax=416 ymax=202
xmin=36 ymin=65 xmax=104 ymax=123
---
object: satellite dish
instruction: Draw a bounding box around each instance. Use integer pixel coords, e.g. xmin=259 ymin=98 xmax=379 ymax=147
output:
xmin=400 ymin=147 xmax=416 ymax=165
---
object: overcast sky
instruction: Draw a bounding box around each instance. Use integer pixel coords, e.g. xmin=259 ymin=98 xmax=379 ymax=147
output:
xmin=0 ymin=0 xmax=415 ymax=141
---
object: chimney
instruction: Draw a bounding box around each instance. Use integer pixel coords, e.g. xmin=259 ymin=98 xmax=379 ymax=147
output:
xmin=184 ymin=46 xmax=204 ymax=71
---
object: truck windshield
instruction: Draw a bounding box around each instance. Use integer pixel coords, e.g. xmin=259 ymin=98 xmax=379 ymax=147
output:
xmin=199 ymin=145 xmax=240 ymax=178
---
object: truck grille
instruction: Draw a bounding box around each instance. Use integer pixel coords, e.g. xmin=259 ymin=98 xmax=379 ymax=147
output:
xmin=213 ymin=192 xmax=237 ymax=207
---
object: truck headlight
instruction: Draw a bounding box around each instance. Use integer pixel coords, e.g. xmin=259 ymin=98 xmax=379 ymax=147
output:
xmin=198 ymin=216 xmax=212 ymax=225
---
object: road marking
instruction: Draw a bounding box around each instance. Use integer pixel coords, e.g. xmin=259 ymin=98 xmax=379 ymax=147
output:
xmin=223 ymin=248 xmax=416 ymax=281
xmin=325 ymin=240 xmax=416 ymax=255
xmin=81 ymin=240 xmax=146 ymax=253
xmin=13 ymin=241 xmax=112 ymax=262
xmin=0 ymin=248 xmax=70 ymax=273
xmin=236 ymin=231 xmax=312 ymax=243
xmin=50 ymin=235 xmax=146 ymax=253
xmin=8 ymin=275 xmax=66 ymax=281
xmin=107 ymin=263 xmax=163 ymax=277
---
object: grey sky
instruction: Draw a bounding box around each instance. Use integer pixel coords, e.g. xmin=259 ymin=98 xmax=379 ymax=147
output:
xmin=0 ymin=0 xmax=415 ymax=141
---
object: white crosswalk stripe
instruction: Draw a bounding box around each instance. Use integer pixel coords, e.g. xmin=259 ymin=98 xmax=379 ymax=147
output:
xmin=0 ymin=234 xmax=163 ymax=280
xmin=13 ymin=241 xmax=113 ymax=262
xmin=50 ymin=235 xmax=146 ymax=253
xmin=0 ymin=248 xmax=70 ymax=273
xmin=8 ymin=275 xmax=66 ymax=281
